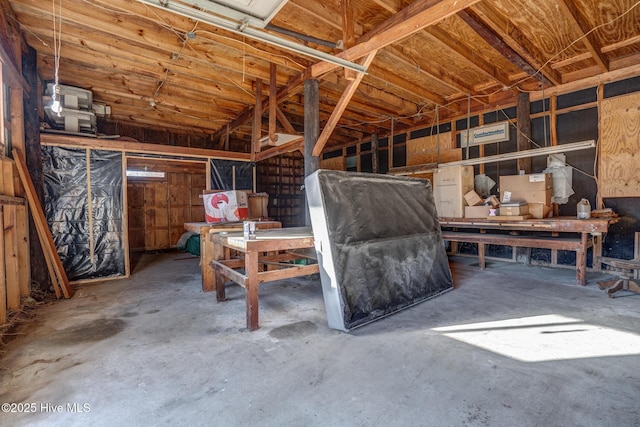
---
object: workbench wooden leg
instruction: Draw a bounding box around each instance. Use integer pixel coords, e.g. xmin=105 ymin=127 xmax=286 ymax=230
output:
xmin=478 ymin=243 xmax=486 ymax=270
xmin=245 ymin=251 xmax=260 ymax=331
xmin=593 ymin=234 xmax=602 ymax=271
xmin=201 ymin=231 xmax=216 ymax=292
xmin=215 ymin=243 xmax=230 ymax=302
xmin=576 ymin=233 xmax=587 ymax=286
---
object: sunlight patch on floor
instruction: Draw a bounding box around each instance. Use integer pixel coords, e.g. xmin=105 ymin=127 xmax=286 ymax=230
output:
xmin=432 ymin=314 xmax=640 ymax=362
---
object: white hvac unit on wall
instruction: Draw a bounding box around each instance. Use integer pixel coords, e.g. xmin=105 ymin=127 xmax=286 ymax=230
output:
xmin=43 ymin=83 xmax=97 ymax=135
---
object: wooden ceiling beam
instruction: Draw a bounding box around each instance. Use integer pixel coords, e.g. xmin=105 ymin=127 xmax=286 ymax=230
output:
xmin=40 ymin=133 xmax=250 ymax=160
xmin=38 ymin=47 xmax=251 ymax=111
xmin=275 ymin=106 xmax=298 ymax=135
xmin=14 ymin=0 xmax=302 ymax=85
xmin=314 ymin=51 xmax=378 ymax=155
xmin=310 ymin=0 xmax=482 ymax=78
xmin=19 ymin=14 xmax=292 ymax=91
xmin=555 ymin=0 xmax=608 ymax=72
xmin=464 ymin=6 xmax=562 ymax=86
xmin=424 ymin=26 xmax=514 ymax=88
xmin=211 ymin=0 xmax=479 ymax=148
xmin=384 ymin=45 xmax=475 ymax=96
xmin=322 ymin=73 xmax=420 ymax=116
xmin=94 ymin=102 xmax=230 ymax=132
xmin=601 ymin=34 xmax=640 ymax=53
xmin=280 ymin=101 xmax=391 ymax=136
xmin=342 ymin=0 xmax=357 ymax=81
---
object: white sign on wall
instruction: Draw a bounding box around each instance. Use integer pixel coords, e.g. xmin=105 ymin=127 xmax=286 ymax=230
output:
xmin=459 ymin=121 xmax=510 ymax=146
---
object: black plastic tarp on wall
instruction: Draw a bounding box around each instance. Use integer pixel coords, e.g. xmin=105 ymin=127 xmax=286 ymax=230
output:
xmin=210 ymin=159 xmax=254 ymax=190
xmin=42 ymin=146 xmax=125 ymax=281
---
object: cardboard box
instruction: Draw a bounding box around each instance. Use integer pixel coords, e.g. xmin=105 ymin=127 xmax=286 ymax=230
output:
xmin=433 ymin=165 xmax=474 ymax=218
xmin=248 ymin=193 xmax=269 ymax=219
xmin=528 ymin=203 xmax=552 ymax=219
xmin=203 ymin=190 xmax=249 ymax=223
xmin=464 ymin=190 xmax=483 ymax=207
xmin=499 ymin=202 xmax=529 ymax=216
xmin=464 ymin=205 xmax=492 ymax=218
xmin=484 ymin=195 xmax=500 ymax=207
xmin=500 ymin=173 xmax=553 ymax=204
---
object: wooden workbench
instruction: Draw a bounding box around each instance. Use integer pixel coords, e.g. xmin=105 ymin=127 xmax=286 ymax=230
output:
xmin=210 ymin=227 xmax=319 ymax=331
xmin=439 ymin=216 xmax=618 ymax=286
xmin=183 ymin=220 xmax=281 ymax=292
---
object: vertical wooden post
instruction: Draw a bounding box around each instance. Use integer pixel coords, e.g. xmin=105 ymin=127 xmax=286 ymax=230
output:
xmin=342 ymin=0 xmax=356 ymax=81
xmin=516 ymin=92 xmax=532 ymax=264
xmin=2 ymin=159 xmax=19 ymax=308
xmin=269 ymin=63 xmax=277 ymax=144
xmin=245 ymin=250 xmax=259 ymax=331
xmin=596 ymin=83 xmax=604 ymax=209
xmin=516 ymin=92 xmax=532 ymax=174
xmin=550 ymin=95 xmax=558 ymax=146
xmin=388 ymin=118 xmax=394 ymax=169
xmin=371 ymin=133 xmax=379 ymax=174
xmin=17 ymin=203 xmax=29 ymax=296
xmin=304 ymin=79 xmax=320 ymax=226
xmin=122 ymin=152 xmax=130 ymax=277
xmin=0 ymin=206 xmax=6 ymax=323
xmin=0 ymin=63 xmax=4 ymax=154
xmin=252 ymin=78 xmax=263 ymax=159
xmin=23 ymin=45 xmax=48 ymax=291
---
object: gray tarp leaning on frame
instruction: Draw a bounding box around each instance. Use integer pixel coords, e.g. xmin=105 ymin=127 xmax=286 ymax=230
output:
xmin=42 ymin=146 xmax=125 ymax=281
xmin=305 ymin=170 xmax=453 ymax=331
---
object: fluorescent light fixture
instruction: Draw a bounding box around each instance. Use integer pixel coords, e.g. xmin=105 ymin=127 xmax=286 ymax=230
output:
xmin=390 ymin=140 xmax=596 ymax=176
xmin=175 ymin=0 xmax=289 ymax=28
xmin=135 ymin=0 xmax=367 ymax=74
xmin=442 ymin=140 xmax=596 ymax=168
xmin=126 ymin=170 xmax=166 ymax=178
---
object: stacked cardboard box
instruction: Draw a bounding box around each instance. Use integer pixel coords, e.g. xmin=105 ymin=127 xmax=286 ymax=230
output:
xmin=203 ymin=190 xmax=249 ymax=223
xmin=433 ymin=165 xmax=474 ymax=218
xmin=500 ymin=173 xmax=553 ymax=219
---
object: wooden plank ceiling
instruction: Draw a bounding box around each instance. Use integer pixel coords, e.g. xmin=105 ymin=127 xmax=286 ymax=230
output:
xmin=6 ymin=0 xmax=640 ymax=154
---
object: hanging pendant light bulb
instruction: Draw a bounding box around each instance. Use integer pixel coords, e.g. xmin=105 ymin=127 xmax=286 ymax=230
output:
xmin=51 ymin=84 xmax=62 ymax=114
xmin=50 ymin=0 xmax=63 ymax=116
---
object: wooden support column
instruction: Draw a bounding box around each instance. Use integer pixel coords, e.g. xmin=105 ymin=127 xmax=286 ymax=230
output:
xmin=516 ymin=92 xmax=532 ymax=264
xmin=304 ymin=79 xmax=320 ymax=226
xmin=22 ymin=45 xmax=48 ymax=291
xmin=517 ymin=92 xmax=532 ymax=174
xmin=252 ymin=78 xmax=263 ymax=159
xmin=0 ymin=206 xmax=5 ymax=323
xmin=371 ymin=133 xmax=379 ymax=173
xmin=342 ymin=0 xmax=356 ymax=81
xmin=550 ymin=95 xmax=558 ymax=146
xmin=269 ymin=63 xmax=277 ymax=144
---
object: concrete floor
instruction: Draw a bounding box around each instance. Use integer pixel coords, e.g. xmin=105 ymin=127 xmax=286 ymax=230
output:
xmin=1 ymin=252 xmax=639 ymax=427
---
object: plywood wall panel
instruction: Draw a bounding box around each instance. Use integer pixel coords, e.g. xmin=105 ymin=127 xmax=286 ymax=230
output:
xmin=599 ymin=93 xmax=640 ymax=198
xmin=319 ymin=157 xmax=345 ymax=170
xmin=406 ymin=133 xmax=456 ymax=166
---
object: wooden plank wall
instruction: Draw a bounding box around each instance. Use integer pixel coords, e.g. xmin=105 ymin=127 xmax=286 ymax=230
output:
xmin=126 ymin=159 xmax=206 ymax=251
xmin=599 ymin=92 xmax=640 ymax=198
xmin=0 ymin=158 xmax=29 ymax=326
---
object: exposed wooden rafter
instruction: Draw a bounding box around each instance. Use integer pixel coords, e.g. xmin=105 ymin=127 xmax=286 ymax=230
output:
xmin=556 ymin=0 xmax=609 ymax=72
xmin=458 ymin=9 xmax=558 ymax=87
xmin=342 ymin=0 xmax=356 ymax=81
xmin=313 ymin=51 xmax=378 ymax=156
xmin=310 ymin=0 xmax=483 ymax=78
